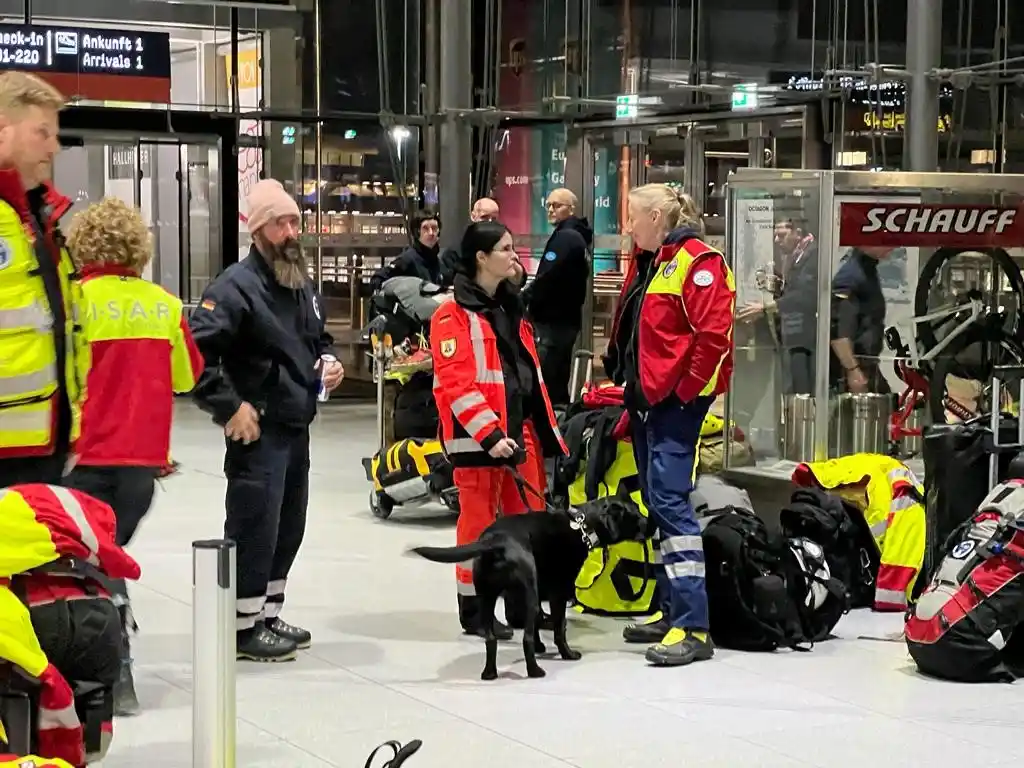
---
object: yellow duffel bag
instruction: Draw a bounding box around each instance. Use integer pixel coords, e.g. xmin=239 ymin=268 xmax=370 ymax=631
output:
xmin=571 ymin=439 xmax=658 ymax=617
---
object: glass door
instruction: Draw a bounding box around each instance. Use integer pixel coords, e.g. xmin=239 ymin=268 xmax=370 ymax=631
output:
xmin=182 ymin=144 xmax=219 ymax=303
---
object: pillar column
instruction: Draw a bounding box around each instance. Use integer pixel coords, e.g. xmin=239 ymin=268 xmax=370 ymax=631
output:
xmin=262 ymin=27 xmax=301 ymax=196
xmin=438 ymin=0 xmax=473 ymax=246
xmin=905 ymin=0 xmax=941 ymax=172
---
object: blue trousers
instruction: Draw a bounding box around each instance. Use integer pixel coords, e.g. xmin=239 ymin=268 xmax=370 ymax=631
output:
xmin=632 ymin=396 xmax=713 ymax=631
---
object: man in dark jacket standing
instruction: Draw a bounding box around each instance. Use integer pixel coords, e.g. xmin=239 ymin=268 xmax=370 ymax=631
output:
xmin=523 ymin=188 xmax=593 ymax=405
xmin=371 ymin=210 xmax=446 ymax=289
xmin=190 ymin=179 xmax=344 ymax=662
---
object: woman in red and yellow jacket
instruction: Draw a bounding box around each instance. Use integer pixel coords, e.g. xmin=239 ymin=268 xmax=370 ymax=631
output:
xmin=61 ymin=197 xmax=203 ymax=716
xmin=430 ymin=221 xmax=566 ymax=637
xmin=621 ymin=184 xmax=736 ymax=668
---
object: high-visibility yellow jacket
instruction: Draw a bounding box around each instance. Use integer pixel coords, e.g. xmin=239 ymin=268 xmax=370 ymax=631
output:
xmin=572 ymin=439 xmax=657 ymax=616
xmin=793 ymin=454 xmax=926 ymax=611
xmin=0 ymin=173 xmax=80 ymax=459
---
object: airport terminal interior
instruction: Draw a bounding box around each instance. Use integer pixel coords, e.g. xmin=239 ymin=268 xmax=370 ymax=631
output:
xmin=7 ymin=0 xmax=1024 ymax=766
xmin=108 ymin=403 xmax=1020 ymax=768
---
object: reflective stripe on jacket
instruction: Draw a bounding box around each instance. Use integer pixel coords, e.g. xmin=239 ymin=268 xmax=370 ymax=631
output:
xmin=75 ymin=265 xmax=203 ymax=466
xmin=0 ymin=484 xmax=140 ymax=768
xmin=638 ymin=235 xmax=736 ymax=405
xmin=430 ymin=298 xmax=565 ymax=467
xmin=0 ymin=173 xmax=80 ymax=459
xmin=793 ymin=454 xmax=926 ymax=611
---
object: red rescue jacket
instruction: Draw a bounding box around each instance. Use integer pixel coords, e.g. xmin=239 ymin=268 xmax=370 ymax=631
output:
xmin=75 ymin=265 xmax=203 ymax=467
xmin=431 ymin=295 xmax=566 ymax=467
xmin=0 ymin=485 xmax=141 ymax=768
xmin=637 ymin=232 xmax=736 ymax=406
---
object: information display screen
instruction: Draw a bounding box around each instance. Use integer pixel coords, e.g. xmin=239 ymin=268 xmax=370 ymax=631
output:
xmin=0 ymin=25 xmax=171 ymax=78
xmin=0 ymin=24 xmax=171 ymax=102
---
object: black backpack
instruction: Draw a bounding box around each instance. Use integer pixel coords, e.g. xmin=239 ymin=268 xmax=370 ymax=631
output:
xmin=703 ymin=507 xmax=849 ymax=652
xmin=780 ymin=488 xmax=869 ymax=609
xmin=702 ymin=509 xmax=807 ymax=652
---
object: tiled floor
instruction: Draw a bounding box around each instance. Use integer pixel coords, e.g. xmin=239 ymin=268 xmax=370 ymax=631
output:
xmin=101 ymin=402 xmax=1022 ymax=768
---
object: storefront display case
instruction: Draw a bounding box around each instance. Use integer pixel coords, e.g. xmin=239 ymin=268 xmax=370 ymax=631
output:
xmin=723 ymin=168 xmax=1024 ymax=481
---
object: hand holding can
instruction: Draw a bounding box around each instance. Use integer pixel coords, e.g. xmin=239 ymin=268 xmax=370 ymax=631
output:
xmin=317 ymin=353 xmax=339 ymax=402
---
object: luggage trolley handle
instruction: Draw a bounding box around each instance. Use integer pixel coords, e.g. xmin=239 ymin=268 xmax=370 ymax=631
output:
xmin=988 ymin=365 xmax=1024 ymax=489
xmin=569 ymin=349 xmax=595 ymax=404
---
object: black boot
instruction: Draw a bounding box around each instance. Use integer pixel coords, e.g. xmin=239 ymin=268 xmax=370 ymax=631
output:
xmin=267 ymin=617 xmax=311 ymax=649
xmin=114 ymin=600 xmax=140 ymax=716
xmin=458 ymin=595 xmax=513 ymax=641
xmin=237 ymin=623 xmax=298 ymax=662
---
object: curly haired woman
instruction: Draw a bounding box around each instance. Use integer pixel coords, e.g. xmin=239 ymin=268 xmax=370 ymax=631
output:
xmin=62 ymin=196 xmax=204 ymax=715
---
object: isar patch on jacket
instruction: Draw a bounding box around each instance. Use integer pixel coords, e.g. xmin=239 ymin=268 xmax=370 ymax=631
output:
xmin=662 ymin=258 xmax=678 ymax=278
xmin=692 ymin=269 xmax=714 ymax=287
xmin=200 ymin=299 xmax=216 ymax=311
xmin=439 ymin=338 xmax=457 ymax=358
xmin=0 ymin=238 xmax=11 ymax=270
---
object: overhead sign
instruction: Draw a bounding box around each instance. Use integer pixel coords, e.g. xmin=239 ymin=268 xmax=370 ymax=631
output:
xmin=731 ymin=83 xmax=759 ymax=111
xmin=839 ymin=203 xmax=1024 ymax=248
xmin=615 ymin=94 xmax=638 ymax=120
xmin=0 ymin=24 xmax=171 ymax=102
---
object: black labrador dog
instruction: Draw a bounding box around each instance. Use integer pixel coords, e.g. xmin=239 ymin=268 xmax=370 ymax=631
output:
xmin=412 ymin=497 xmax=647 ymax=680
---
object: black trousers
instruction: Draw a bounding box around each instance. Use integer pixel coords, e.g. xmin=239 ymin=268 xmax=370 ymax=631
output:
xmin=783 ymin=347 xmax=816 ymax=395
xmin=63 ymin=466 xmax=157 ymax=548
xmin=533 ymin=321 xmax=579 ymax=407
xmin=224 ymin=425 xmax=310 ymax=632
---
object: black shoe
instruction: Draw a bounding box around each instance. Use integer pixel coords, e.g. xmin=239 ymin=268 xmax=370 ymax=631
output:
xmin=267 ymin=617 xmax=312 ymax=649
xmin=623 ymin=612 xmax=670 ymax=644
xmin=645 ymin=627 xmax=715 ymax=667
xmin=113 ymin=660 xmax=141 ymax=717
xmin=237 ymin=625 xmax=297 ymax=662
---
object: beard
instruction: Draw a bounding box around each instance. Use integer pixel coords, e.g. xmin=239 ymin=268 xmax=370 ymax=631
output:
xmin=257 ymin=235 xmax=308 ymax=288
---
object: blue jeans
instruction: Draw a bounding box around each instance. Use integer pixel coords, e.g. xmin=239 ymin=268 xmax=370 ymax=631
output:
xmin=632 ymin=396 xmax=713 ymax=630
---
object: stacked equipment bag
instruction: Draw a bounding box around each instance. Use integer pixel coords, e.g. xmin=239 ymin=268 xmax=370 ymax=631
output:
xmin=906 ymin=479 xmax=1024 ymax=682
xmin=701 ymin=488 xmax=853 ymax=651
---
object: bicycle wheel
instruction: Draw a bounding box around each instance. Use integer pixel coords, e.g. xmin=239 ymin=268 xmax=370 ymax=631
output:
xmin=914 ymin=246 xmax=1024 ymax=353
xmin=928 ymin=324 xmax=1024 ymax=425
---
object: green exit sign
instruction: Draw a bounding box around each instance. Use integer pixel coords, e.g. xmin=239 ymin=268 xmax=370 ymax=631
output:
xmin=731 ymin=83 xmax=759 ymax=111
xmin=615 ymin=94 xmax=638 ymax=120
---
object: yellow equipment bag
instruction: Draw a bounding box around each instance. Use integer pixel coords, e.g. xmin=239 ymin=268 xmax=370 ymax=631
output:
xmin=369 ymin=438 xmax=448 ymax=494
xmin=571 ymin=440 xmax=658 ymax=616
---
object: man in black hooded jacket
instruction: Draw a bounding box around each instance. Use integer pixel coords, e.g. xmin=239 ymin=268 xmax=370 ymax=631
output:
xmin=371 ymin=210 xmax=447 ymax=290
xmin=523 ymin=187 xmax=594 ymax=405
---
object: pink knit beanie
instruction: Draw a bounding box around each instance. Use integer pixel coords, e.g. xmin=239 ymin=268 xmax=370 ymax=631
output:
xmin=246 ymin=179 xmax=301 ymax=234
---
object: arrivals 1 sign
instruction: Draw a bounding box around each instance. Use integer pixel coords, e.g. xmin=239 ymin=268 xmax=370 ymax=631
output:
xmin=839 ymin=203 xmax=1024 ymax=248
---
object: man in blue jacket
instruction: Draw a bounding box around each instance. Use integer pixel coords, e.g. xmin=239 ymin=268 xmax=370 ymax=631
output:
xmin=190 ymin=179 xmax=345 ymax=662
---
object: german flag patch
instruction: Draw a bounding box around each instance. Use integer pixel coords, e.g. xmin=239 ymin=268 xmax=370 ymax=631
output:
xmin=200 ymin=299 xmax=216 ymax=311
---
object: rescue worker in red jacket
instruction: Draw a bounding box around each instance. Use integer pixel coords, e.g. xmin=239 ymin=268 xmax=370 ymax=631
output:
xmin=621 ymin=184 xmax=736 ymax=667
xmin=61 ymin=197 xmax=203 ymax=715
xmin=430 ymin=221 xmax=567 ymax=637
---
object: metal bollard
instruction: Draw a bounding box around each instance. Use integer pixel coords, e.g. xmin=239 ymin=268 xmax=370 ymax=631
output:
xmin=192 ymin=539 xmax=237 ymax=768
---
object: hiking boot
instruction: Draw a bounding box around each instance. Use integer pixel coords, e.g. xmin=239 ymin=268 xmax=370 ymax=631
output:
xmin=267 ymin=618 xmax=312 ymax=649
xmin=645 ymin=627 xmax=715 ymax=667
xmin=623 ymin=611 xmax=669 ymax=644
xmin=113 ymin=660 xmax=141 ymax=717
xmin=237 ymin=625 xmax=297 ymax=662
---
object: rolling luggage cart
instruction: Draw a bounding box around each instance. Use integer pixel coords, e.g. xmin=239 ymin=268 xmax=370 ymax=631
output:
xmin=362 ymin=332 xmax=458 ymax=520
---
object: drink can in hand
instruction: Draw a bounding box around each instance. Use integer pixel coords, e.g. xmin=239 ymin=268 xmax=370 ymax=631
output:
xmin=317 ymin=354 xmax=337 ymax=402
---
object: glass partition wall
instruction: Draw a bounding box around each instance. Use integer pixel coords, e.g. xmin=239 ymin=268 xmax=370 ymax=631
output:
xmin=724 ymin=168 xmax=1024 ymax=479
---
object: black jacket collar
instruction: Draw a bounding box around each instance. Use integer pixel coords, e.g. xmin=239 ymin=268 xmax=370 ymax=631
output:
xmin=453 ymin=273 xmax=523 ymax=318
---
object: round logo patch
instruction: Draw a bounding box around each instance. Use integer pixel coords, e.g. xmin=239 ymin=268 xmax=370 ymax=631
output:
xmin=0 ymin=238 xmax=11 ymax=270
xmin=692 ymin=269 xmax=714 ymax=287
xmin=543 ymin=251 xmax=557 ymax=262
xmin=311 ymin=295 xmax=321 ymax=320
xmin=662 ymin=259 xmax=678 ymax=278
xmin=951 ymin=540 xmax=976 ymax=559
